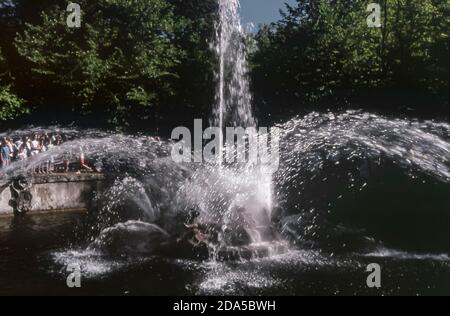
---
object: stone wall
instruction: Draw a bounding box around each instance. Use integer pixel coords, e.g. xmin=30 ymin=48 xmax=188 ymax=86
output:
xmin=0 ymin=173 xmax=110 ymax=215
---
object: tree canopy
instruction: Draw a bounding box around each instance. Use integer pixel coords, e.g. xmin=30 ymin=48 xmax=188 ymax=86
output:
xmin=251 ymin=0 xmax=449 ymax=116
xmin=0 ymin=0 xmax=448 ymax=128
xmin=0 ymin=0 xmax=217 ymax=129
xmin=0 ymin=45 xmax=27 ymax=122
xmin=14 ymin=0 xmax=187 ymax=127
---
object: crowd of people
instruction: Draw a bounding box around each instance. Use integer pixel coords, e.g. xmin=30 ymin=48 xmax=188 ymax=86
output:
xmin=0 ymin=133 xmax=92 ymax=173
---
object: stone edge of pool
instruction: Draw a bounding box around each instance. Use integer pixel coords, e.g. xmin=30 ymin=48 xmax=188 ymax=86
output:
xmin=0 ymin=173 xmax=113 ymax=215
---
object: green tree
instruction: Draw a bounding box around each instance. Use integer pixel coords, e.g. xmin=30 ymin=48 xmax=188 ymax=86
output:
xmin=168 ymin=0 xmax=217 ymax=119
xmin=0 ymin=47 xmax=27 ymax=121
xmin=14 ymin=0 xmax=186 ymax=127
xmin=381 ymin=0 xmax=449 ymax=93
xmin=251 ymin=0 xmax=449 ymax=113
xmin=0 ymin=85 xmax=27 ymax=121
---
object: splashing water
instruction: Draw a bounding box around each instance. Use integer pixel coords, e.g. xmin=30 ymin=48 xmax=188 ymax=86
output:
xmin=213 ymin=0 xmax=256 ymax=131
xmin=1 ymin=0 xmax=450 ymax=294
xmin=274 ymin=111 xmax=450 ymax=253
xmin=278 ymin=111 xmax=450 ymax=183
xmin=1 ymin=110 xmax=450 ymax=293
xmin=210 ymin=0 xmax=277 ymax=253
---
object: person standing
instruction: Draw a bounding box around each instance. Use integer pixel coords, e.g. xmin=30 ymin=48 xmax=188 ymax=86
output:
xmin=17 ymin=143 xmax=28 ymax=161
xmin=37 ymin=138 xmax=48 ymax=173
xmin=30 ymin=134 xmax=40 ymax=156
xmin=1 ymin=138 xmax=11 ymax=169
xmin=21 ymin=136 xmax=31 ymax=157
xmin=6 ymin=138 xmax=14 ymax=158
xmin=13 ymin=138 xmax=23 ymax=161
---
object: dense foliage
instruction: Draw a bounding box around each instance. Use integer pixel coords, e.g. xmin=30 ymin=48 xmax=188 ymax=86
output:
xmin=251 ymin=0 xmax=449 ymax=117
xmin=0 ymin=85 xmax=26 ymax=121
xmin=0 ymin=46 xmax=26 ymax=121
xmin=0 ymin=0 xmax=448 ymax=129
xmin=0 ymin=0 xmax=217 ymax=129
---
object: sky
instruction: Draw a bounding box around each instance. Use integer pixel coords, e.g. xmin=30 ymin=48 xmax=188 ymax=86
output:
xmin=240 ymin=0 xmax=297 ymax=27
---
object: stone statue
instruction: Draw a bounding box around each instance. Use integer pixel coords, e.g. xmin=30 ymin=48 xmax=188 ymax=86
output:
xmin=8 ymin=176 xmax=33 ymax=216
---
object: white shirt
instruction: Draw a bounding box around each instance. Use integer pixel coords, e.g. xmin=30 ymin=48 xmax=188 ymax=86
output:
xmin=31 ymin=140 xmax=39 ymax=150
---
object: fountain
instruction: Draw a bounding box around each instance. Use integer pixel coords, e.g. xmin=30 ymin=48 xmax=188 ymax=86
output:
xmin=76 ymin=0 xmax=287 ymax=261
xmin=213 ymin=0 xmax=256 ymax=128
xmin=213 ymin=0 xmax=256 ymax=164
xmin=192 ymin=0 xmax=287 ymax=259
xmin=1 ymin=111 xmax=449 ymax=293
xmin=0 ymin=0 xmax=284 ymax=261
xmin=1 ymin=0 xmax=450 ymax=295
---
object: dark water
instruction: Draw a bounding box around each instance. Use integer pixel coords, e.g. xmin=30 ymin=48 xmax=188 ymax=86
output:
xmin=0 ymin=212 xmax=449 ymax=296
